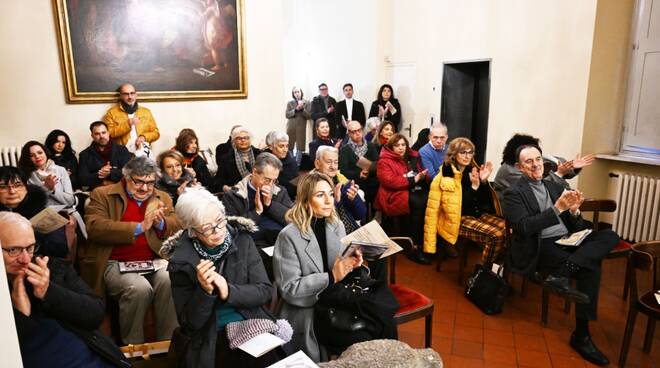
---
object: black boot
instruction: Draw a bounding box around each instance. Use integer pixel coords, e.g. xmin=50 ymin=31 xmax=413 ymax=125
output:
xmin=570 ymin=333 xmax=609 ymax=366
xmin=407 ymin=247 xmax=432 ymax=265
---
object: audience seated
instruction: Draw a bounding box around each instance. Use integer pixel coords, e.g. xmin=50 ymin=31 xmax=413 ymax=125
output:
xmin=502 ymin=144 xmax=618 ymax=366
xmin=83 ymin=156 xmax=180 ymax=344
xmin=216 ymin=126 xmax=261 ymax=192
xmin=19 ymin=141 xmax=76 ymax=209
xmin=335 ymin=83 xmax=367 ymax=139
xmin=364 ymin=117 xmax=381 ymax=143
xmin=285 ymin=86 xmax=312 ymax=154
xmin=162 ymin=189 xmax=281 ymax=367
xmin=423 ymin=137 xmax=505 ymax=264
xmin=311 ymin=83 xmax=340 ymax=139
xmin=371 ymin=120 xmax=396 ymax=153
xmin=1 ymin=212 xmax=130 ymax=368
xmin=368 ymin=84 xmax=402 ymax=131
xmin=419 ymin=122 xmax=449 ymax=180
xmin=44 ymin=129 xmax=80 ymax=190
xmin=103 ymin=83 xmax=160 ymax=153
xmin=222 ymin=152 xmax=293 ymax=248
xmin=174 ymin=128 xmax=215 ymax=190
xmin=375 ymin=133 xmax=430 ymax=264
xmin=156 ymin=150 xmax=199 ymax=206
xmin=78 ymin=121 xmax=132 ymax=190
xmin=214 ymin=124 xmax=242 ymax=168
xmin=314 ymin=146 xmax=366 ymax=235
xmin=274 ymin=172 xmax=396 ymax=362
xmin=264 ymin=131 xmax=299 ymax=199
xmin=308 ymin=118 xmax=341 ymax=160
xmin=339 ymin=121 xmax=380 ymax=205
xmin=0 ymin=167 xmax=71 ymax=258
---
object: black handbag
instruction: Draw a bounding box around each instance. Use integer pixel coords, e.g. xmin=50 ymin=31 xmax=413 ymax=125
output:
xmin=464 ymin=263 xmax=510 ymax=315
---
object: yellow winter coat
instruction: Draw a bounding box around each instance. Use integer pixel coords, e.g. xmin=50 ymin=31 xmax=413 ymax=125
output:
xmin=423 ymin=164 xmax=463 ymax=253
xmin=103 ymin=104 xmax=160 ymax=146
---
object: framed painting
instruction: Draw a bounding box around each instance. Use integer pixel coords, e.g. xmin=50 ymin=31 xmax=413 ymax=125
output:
xmin=53 ymin=0 xmax=247 ymax=103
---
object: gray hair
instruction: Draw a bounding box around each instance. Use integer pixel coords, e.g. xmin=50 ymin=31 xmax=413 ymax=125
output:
xmin=365 ymin=117 xmax=380 ymax=132
xmin=0 ymin=211 xmax=32 ymax=230
xmin=230 ymin=126 xmax=252 ymax=141
xmin=265 ymin=131 xmax=289 ymax=147
xmin=254 ymin=152 xmax=282 ymax=173
xmin=316 ymin=145 xmax=338 ymax=160
xmin=430 ymin=121 xmax=448 ymax=132
xmin=175 ymin=188 xmax=225 ymax=234
xmin=122 ymin=156 xmax=161 ymax=179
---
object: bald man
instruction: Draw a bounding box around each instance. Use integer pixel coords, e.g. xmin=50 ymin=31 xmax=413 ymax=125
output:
xmin=1 ymin=212 xmax=128 ymax=367
xmin=103 ymin=83 xmax=160 ymax=152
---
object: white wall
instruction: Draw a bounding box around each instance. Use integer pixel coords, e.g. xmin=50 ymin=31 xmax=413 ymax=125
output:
xmin=386 ymin=0 xmax=599 ymax=170
xmin=0 ymin=0 xmax=285 ymax=154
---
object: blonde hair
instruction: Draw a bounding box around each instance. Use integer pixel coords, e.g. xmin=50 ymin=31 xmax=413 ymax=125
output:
xmin=445 ymin=137 xmax=477 ymax=167
xmin=285 ymin=172 xmax=338 ymax=234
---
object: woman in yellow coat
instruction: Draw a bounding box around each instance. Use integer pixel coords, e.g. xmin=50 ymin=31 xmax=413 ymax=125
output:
xmin=423 ymin=137 xmax=504 ymax=263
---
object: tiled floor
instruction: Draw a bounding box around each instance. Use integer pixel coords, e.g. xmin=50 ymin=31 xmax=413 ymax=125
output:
xmin=394 ymin=253 xmax=659 ymax=368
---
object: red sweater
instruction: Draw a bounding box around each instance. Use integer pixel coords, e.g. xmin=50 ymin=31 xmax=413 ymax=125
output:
xmin=109 ymin=197 xmax=155 ymax=262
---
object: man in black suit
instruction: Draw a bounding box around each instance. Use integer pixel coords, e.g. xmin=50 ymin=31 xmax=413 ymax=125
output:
xmin=311 ymin=83 xmax=339 ymax=139
xmin=335 ymin=83 xmax=366 ymax=140
xmin=503 ymin=144 xmax=618 ymax=366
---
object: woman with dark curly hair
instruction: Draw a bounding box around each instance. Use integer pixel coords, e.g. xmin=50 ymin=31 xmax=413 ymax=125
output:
xmin=368 ymin=84 xmax=402 ymax=130
xmin=44 ymin=129 xmax=79 ymax=190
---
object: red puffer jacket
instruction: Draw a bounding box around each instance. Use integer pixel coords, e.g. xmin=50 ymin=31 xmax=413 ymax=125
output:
xmin=375 ymin=146 xmax=423 ymax=216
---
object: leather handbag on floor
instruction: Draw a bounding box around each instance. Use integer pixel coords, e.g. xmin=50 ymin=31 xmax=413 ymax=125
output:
xmin=464 ymin=263 xmax=509 ymax=315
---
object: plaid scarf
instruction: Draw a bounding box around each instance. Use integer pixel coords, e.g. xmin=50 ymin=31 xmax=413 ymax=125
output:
xmin=234 ymin=147 xmax=255 ymax=179
xmin=347 ymin=139 xmax=368 ymax=158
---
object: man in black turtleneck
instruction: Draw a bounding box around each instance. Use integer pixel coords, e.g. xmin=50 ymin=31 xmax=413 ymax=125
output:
xmin=311 ymin=83 xmax=339 ymax=139
xmin=103 ymin=83 xmax=160 ymax=153
xmin=503 ymin=144 xmax=618 ymax=366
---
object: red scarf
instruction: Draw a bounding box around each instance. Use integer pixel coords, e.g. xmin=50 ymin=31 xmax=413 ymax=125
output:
xmin=94 ymin=141 xmax=113 ymax=163
xmin=379 ymin=135 xmax=389 ymax=146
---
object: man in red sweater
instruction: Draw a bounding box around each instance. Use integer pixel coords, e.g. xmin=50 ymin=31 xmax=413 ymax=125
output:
xmin=83 ymin=156 xmax=180 ymax=344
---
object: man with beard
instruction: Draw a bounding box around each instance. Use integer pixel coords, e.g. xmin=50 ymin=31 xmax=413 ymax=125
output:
xmin=311 ymin=83 xmax=339 ymax=139
xmin=78 ymin=121 xmax=132 ymax=190
xmin=103 ymin=83 xmax=160 ymax=153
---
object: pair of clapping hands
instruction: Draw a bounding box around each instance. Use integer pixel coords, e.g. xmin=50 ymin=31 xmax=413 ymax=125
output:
xmin=334 ymin=180 xmax=360 ymax=202
xmin=12 ymin=256 xmax=50 ymax=316
xmin=196 ymin=259 xmax=230 ymax=300
xmin=555 ymin=189 xmax=585 ymax=214
xmin=468 ymin=162 xmax=494 ymax=190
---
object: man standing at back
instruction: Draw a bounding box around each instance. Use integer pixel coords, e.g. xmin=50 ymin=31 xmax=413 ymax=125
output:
xmin=336 ymin=83 xmax=366 ymax=139
xmin=103 ymin=83 xmax=160 ymax=153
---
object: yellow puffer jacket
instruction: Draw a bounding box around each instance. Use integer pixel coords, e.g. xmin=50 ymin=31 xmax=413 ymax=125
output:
xmin=423 ymin=164 xmax=462 ymax=253
xmin=103 ymin=104 xmax=160 ymax=145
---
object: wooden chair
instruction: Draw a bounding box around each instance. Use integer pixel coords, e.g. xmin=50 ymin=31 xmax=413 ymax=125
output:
xmin=388 ymin=237 xmax=434 ymax=348
xmin=618 ymin=240 xmax=660 ymax=367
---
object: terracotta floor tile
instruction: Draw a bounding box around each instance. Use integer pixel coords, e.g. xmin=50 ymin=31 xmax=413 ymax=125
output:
xmin=514 ymin=332 xmax=548 ymax=352
xmin=455 ymin=312 xmax=484 ymax=328
xmin=433 ymin=321 xmax=454 ymax=338
xmin=483 ymin=329 xmax=515 ymax=348
xmin=516 ymin=349 xmax=552 ymax=368
xmin=483 ymin=316 xmax=513 ymax=331
xmin=550 ymin=354 xmax=587 ymax=368
xmin=431 ymin=336 xmax=453 ymax=355
xmin=452 ymin=339 xmax=484 ymax=359
xmin=445 ymin=354 xmax=484 ymax=368
xmin=482 ymin=344 xmax=517 ymax=365
xmin=513 ymin=320 xmax=545 ymax=336
xmin=454 ymin=326 xmax=484 ymax=343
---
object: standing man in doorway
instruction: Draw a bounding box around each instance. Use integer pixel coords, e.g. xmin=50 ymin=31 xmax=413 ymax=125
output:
xmin=336 ymin=83 xmax=366 ymax=140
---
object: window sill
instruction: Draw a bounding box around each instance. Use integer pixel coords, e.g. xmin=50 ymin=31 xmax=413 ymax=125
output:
xmin=596 ymin=153 xmax=660 ymax=167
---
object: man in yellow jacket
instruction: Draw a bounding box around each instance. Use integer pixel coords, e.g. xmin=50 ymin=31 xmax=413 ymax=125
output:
xmin=103 ymin=83 xmax=160 ymax=153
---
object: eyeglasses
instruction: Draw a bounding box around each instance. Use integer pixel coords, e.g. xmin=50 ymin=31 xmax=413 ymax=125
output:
xmin=195 ymin=219 xmax=228 ymax=237
xmin=458 ymin=150 xmax=475 ymax=157
xmin=164 ymin=164 xmax=182 ymax=170
xmin=0 ymin=182 xmax=26 ymax=192
xmin=130 ymin=177 xmax=156 ymax=188
xmin=120 ymin=91 xmax=137 ymax=96
xmin=234 ymin=136 xmax=250 ymax=141
xmin=319 ymin=87 xmax=328 ymax=91
xmin=347 ymin=129 xmax=362 ymax=134
xmin=2 ymin=243 xmax=39 ymax=257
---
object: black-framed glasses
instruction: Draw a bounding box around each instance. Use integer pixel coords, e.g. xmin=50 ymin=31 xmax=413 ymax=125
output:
xmin=0 ymin=182 xmax=26 ymax=192
xmin=458 ymin=150 xmax=475 ymax=156
xmin=130 ymin=177 xmax=156 ymax=188
xmin=194 ymin=219 xmax=228 ymax=237
xmin=2 ymin=243 xmax=39 ymax=257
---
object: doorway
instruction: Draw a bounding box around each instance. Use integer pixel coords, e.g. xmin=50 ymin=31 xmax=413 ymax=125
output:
xmin=441 ymin=60 xmax=491 ymax=164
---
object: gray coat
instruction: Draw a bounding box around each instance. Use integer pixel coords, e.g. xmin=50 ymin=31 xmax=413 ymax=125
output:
xmin=273 ymin=220 xmax=346 ymax=363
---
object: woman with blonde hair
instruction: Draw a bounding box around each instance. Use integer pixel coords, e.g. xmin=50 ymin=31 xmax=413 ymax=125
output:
xmin=273 ymin=172 xmax=398 ymax=362
xmin=424 ymin=137 xmax=505 ymax=264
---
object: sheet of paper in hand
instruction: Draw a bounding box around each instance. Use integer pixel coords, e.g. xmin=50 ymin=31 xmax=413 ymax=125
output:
xmin=340 ymin=220 xmax=402 ymax=259
xmin=555 ymin=229 xmax=593 ymax=247
xmin=341 ymin=241 xmax=389 ymax=262
xmin=30 ymin=207 xmax=70 ymax=233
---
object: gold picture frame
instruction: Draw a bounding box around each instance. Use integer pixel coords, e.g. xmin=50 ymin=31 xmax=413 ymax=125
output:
xmin=53 ymin=0 xmax=247 ymax=103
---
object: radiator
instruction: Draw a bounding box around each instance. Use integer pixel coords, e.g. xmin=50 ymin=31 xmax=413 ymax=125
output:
xmin=612 ymin=173 xmax=660 ymax=242
xmin=0 ymin=146 xmax=19 ymax=167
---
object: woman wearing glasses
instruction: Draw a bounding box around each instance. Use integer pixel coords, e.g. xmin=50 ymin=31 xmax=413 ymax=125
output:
xmin=423 ymin=137 xmax=505 ymax=264
xmin=162 ymin=188 xmax=282 ymax=368
xmin=215 ymin=126 xmax=261 ymax=193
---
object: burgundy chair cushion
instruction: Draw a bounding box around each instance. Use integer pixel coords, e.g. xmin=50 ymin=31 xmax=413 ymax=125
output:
xmin=613 ymin=239 xmax=632 ymax=252
xmin=389 ymin=284 xmax=432 ymax=316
